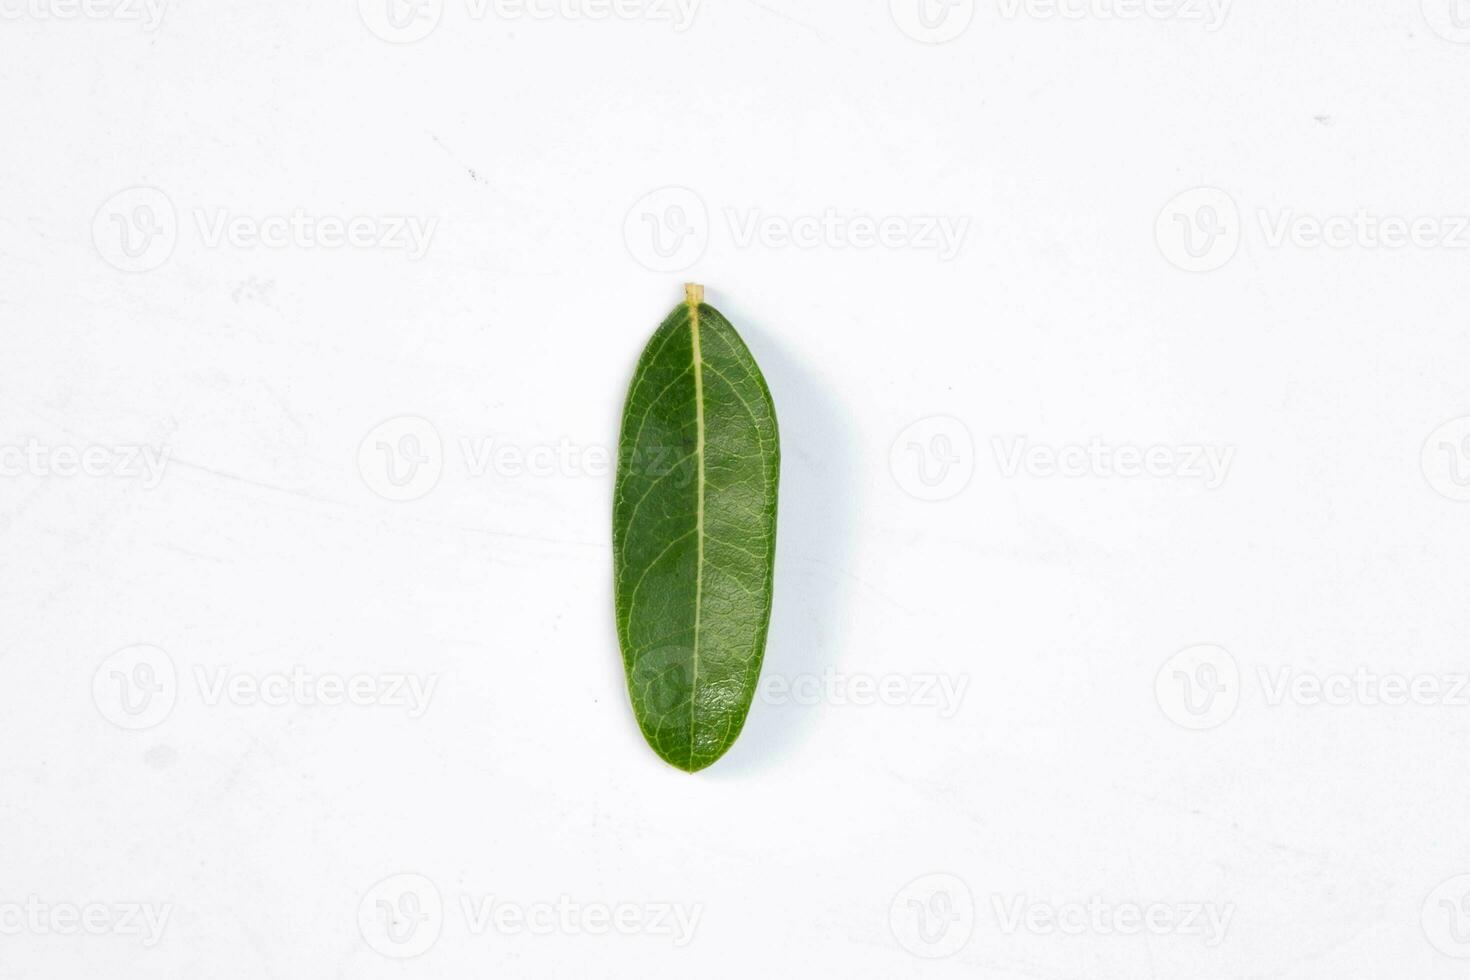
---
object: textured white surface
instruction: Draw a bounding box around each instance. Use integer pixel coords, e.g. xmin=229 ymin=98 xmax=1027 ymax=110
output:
xmin=3 ymin=1 xmax=1470 ymax=976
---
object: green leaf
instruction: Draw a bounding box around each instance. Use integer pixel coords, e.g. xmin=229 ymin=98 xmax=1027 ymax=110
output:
xmin=613 ymin=285 xmax=781 ymax=772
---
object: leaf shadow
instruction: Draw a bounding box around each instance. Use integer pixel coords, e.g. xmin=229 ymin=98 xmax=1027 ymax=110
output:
xmin=703 ymin=300 xmax=859 ymax=779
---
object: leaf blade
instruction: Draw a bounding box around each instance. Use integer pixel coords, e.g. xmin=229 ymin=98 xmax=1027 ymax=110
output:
xmin=613 ymin=291 xmax=780 ymax=772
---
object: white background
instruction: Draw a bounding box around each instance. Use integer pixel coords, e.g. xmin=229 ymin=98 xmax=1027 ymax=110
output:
xmin=4 ymin=0 xmax=1470 ymax=976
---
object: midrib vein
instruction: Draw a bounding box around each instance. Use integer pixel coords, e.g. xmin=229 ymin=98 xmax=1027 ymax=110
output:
xmin=688 ymin=297 xmax=705 ymax=768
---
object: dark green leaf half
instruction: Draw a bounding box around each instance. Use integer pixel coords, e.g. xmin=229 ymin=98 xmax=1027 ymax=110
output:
xmin=613 ymin=286 xmax=780 ymax=772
